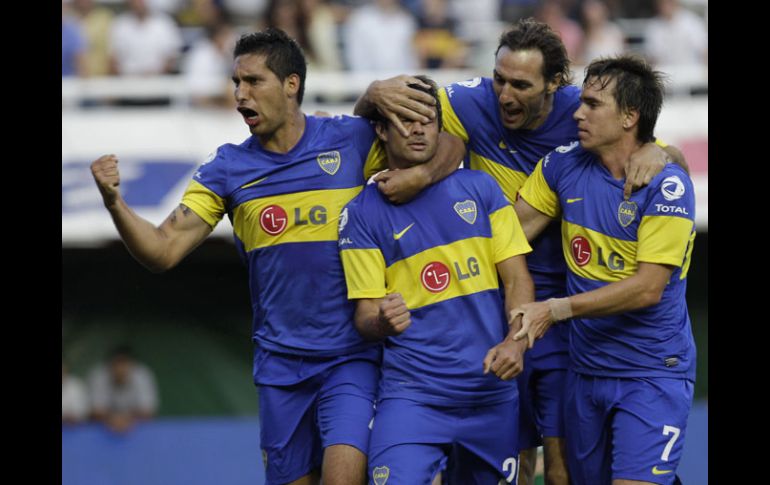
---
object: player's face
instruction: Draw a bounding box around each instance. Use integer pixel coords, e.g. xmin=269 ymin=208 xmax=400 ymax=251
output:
xmin=378 ymin=113 xmax=440 ymax=167
xmin=493 ymin=47 xmax=558 ymax=131
xmin=574 ymin=76 xmax=626 ymax=151
xmin=232 ymin=54 xmax=294 ymax=137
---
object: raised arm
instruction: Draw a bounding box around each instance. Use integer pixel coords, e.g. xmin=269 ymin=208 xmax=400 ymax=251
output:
xmin=91 ymin=154 xmax=212 ymax=273
xmin=353 ymin=293 xmax=412 ymax=341
xmin=354 ymin=75 xmax=439 ymax=137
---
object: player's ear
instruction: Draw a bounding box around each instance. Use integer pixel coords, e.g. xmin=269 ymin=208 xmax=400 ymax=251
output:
xmin=622 ymin=108 xmax=640 ymax=131
xmin=545 ymin=73 xmax=561 ymax=95
xmin=284 ymin=73 xmax=300 ymax=100
xmin=375 ymin=121 xmax=388 ymax=142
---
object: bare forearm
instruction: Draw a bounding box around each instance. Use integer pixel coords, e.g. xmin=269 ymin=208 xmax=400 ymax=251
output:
xmin=354 ymin=304 xmax=386 ymax=340
xmin=107 ymin=199 xmax=177 ymax=272
xmin=568 ymin=273 xmax=664 ymax=318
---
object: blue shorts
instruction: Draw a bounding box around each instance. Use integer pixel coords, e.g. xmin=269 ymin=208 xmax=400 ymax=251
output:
xmin=517 ymin=367 xmax=567 ymax=449
xmin=564 ymin=371 xmax=694 ymax=485
xmin=258 ymin=358 xmax=378 ymax=485
xmin=368 ymin=398 xmax=520 ymax=484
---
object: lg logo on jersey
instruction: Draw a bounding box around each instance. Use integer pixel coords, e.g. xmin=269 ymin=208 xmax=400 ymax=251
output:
xmin=259 ymin=204 xmax=328 ymax=235
xmin=420 ymin=257 xmax=481 ymax=292
xmin=570 ymin=236 xmax=625 ymax=270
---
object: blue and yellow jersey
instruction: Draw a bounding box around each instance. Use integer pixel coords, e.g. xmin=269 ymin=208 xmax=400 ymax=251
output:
xmin=339 ymin=170 xmax=532 ymax=406
xmin=439 ymin=77 xmax=580 ymax=366
xmin=181 ymin=115 xmax=385 ymax=359
xmin=519 ymin=143 xmax=697 ymax=379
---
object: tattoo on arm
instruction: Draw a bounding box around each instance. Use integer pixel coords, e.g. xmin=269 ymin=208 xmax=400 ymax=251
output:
xmin=167 ymin=204 xmax=192 ymax=226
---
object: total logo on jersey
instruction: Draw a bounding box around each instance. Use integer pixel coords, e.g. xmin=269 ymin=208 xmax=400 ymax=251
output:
xmin=661 ymin=175 xmax=685 ymax=201
xmin=259 ymin=204 xmax=328 ymax=235
xmin=420 ymin=257 xmax=481 ymax=292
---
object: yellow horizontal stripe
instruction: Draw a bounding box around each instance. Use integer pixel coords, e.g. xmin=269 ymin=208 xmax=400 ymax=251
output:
xmin=233 ymin=187 xmax=362 ymax=251
xmin=438 ymin=87 xmax=469 ymax=143
xmin=386 ymin=236 xmax=499 ymax=310
xmin=490 ymin=205 xmax=532 ymax=262
xmin=562 ymin=221 xmax=637 ymax=282
xmin=655 ymin=138 xmax=669 ymax=148
xmin=181 ymin=180 xmax=226 ymax=229
xmin=363 ymin=139 xmax=387 ymax=180
xmin=470 ymin=151 xmax=530 ymax=204
xmin=637 ymin=215 xmax=694 ymax=267
xmin=340 ymin=248 xmax=387 ymax=299
xmin=518 ymin=160 xmax=560 ymax=217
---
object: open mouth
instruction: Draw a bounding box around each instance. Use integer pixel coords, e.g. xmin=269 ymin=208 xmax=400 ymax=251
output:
xmin=237 ymin=107 xmax=259 ymax=125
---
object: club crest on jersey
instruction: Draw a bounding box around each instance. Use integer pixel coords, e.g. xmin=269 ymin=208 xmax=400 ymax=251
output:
xmin=570 ymin=235 xmax=592 ymax=266
xmin=317 ymin=151 xmax=341 ymax=175
xmin=454 ymin=200 xmax=477 ymax=224
xmin=260 ymin=205 xmax=288 ymax=235
xmin=421 ymin=262 xmax=451 ymax=293
xmin=617 ymin=200 xmax=637 ymax=227
xmin=372 ymin=466 xmax=390 ymax=485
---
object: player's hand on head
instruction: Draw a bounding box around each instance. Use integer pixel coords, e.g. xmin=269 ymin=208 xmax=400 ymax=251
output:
xmin=378 ymin=292 xmax=411 ymax=336
xmin=371 ymin=75 xmax=437 ymax=136
xmin=90 ymin=154 xmax=122 ymax=207
xmin=624 ymin=142 xmax=668 ymax=199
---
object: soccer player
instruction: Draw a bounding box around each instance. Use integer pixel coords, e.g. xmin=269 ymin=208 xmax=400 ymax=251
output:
xmin=90 ymin=29 xmax=461 ymax=485
xmin=353 ymin=18 xmax=688 ymax=485
xmin=339 ymin=76 xmax=534 ymax=484
xmin=512 ymin=55 xmax=696 ymax=485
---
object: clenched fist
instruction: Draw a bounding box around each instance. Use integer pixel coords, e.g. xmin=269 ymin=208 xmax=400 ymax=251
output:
xmin=91 ymin=154 xmax=122 ymax=208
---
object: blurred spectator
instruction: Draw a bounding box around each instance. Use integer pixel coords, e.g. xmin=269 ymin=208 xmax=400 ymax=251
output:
xmin=89 ymin=345 xmax=159 ymax=433
xmin=644 ymin=0 xmax=707 ymax=68
xmin=343 ymin=0 xmax=418 ymax=71
xmin=177 ymin=0 xmax=229 ymax=28
xmin=578 ymin=0 xmax=624 ymax=65
xmin=413 ymin=0 xmax=468 ymax=68
xmin=62 ymin=358 xmax=89 ymax=424
xmin=222 ymin=0 xmax=268 ymax=25
xmin=301 ymin=0 xmax=345 ymax=71
xmin=181 ymin=22 xmax=237 ymax=107
xmin=109 ymin=0 xmax=184 ymax=76
xmin=261 ymin=0 xmax=315 ymax=63
xmin=71 ymin=0 xmax=115 ymax=77
xmin=62 ymin=2 xmax=86 ymax=77
xmin=535 ymin=0 xmax=583 ymax=63
xmin=499 ymin=0 xmax=539 ymax=23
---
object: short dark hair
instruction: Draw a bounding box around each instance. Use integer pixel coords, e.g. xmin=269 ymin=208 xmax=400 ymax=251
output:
xmin=496 ymin=18 xmax=572 ymax=87
xmin=583 ymin=55 xmax=665 ymax=143
xmin=234 ymin=28 xmax=308 ymax=105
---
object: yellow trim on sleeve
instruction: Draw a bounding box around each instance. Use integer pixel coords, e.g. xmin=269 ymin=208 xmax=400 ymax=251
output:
xmin=438 ymin=87 xmax=469 ymax=143
xmin=340 ymin=248 xmax=387 ymax=299
xmin=468 ymin=152 xmax=529 ymax=204
xmin=490 ymin=205 xmax=532 ymax=263
xmin=519 ymin=161 xmax=560 ymax=218
xmin=655 ymin=138 xmax=669 ymax=148
xmin=637 ymin=215 xmax=694 ymax=267
xmin=363 ymin=140 xmax=387 ymax=180
xmin=181 ymin=179 xmax=226 ymax=229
